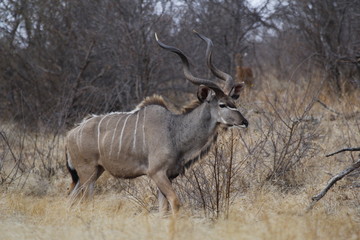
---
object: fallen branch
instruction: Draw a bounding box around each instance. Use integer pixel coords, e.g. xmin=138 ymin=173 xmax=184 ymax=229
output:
xmin=307 ymin=147 xmax=360 ymax=211
xmin=316 ymin=99 xmax=341 ymax=115
xmin=325 ymin=147 xmax=360 ymax=157
xmin=312 ymin=159 xmax=360 ymax=202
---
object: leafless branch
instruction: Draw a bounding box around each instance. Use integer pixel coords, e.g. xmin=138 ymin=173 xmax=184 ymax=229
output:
xmin=307 ymin=148 xmax=360 ymax=211
xmin=325 ymin=147 xmax=360 ymax=157
xmin=308 ymin=158 xmax=360 ymax=211
xmin=316 ymin=100 xmax=341 ymax=116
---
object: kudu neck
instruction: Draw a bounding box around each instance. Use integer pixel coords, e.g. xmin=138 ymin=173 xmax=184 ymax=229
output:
xmin=173 ymin=102 xmax=218 ymax=146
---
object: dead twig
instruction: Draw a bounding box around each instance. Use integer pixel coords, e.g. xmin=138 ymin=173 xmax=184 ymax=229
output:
xmin=311 ymin=159 xmax=360 ymax=202
xmin=307 ymin=147 xmax=360 ymax=211
xmin=325 ymin=147 xmax=360 ymax=157
xmin=316 ymin=99 xmax=341 ymax=115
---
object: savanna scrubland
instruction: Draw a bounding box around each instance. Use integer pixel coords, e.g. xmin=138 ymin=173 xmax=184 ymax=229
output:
xmin=1 ymin=0 xmax=359 ymax=239
xmin=1 ymin=78 xmax=359 ymax=240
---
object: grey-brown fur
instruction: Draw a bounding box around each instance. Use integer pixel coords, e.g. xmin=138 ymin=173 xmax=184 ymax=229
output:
xmin=66 ymin=32 xmax=248 ymax=214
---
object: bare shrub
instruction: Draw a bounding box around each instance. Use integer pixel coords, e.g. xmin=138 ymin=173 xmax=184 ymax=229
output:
xmin=0 ymin=122 xmax=65 ymax=191
xmin=246 ymin=79 xmax=324 ymax=190
xmin=0 ymin=124 xmax=27 ymax=185
xmin=172 ymin=130 xmax=248 ymax=218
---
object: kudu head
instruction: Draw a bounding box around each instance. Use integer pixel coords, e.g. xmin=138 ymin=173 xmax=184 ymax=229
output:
xmin=155 ymin=32 xmax=248 ymax=129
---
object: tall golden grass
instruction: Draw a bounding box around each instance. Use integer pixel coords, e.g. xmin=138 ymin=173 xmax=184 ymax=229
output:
xmin=0 ymin=77 xmax=359 ymax=239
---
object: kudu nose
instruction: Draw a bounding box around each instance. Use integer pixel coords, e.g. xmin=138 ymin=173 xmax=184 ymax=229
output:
xmin=242 ymin=118 xmax=249 ymax=128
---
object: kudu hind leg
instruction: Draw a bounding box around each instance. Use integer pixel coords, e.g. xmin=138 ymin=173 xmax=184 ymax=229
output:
xmin=66 ymin=150 xmax=79 ymax=195
xmin=71 ymin=165 xmax=104 ymax=201
xmin=151 ymin=172 xmax=180 ymax=214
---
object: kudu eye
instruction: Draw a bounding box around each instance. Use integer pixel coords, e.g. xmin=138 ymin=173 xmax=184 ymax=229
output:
xmin=219 ymin=103 xmax=226 ymax=108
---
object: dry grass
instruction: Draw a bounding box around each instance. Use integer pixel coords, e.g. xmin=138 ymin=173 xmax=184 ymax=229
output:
xmin=1 ymin=77 xmax=360 ymax=239
xmin=0 ymin=188 xmax=359 ymax=240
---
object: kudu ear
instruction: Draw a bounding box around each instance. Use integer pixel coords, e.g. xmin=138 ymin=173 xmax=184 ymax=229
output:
xmin=197 ymin=85 xmax=213 ymax=102
xmin=229 ymin=82 xmax=245 ymax=100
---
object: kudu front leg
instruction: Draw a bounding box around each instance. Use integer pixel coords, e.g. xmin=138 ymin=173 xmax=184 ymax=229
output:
xmin=158 ymin=188 xmax=169 ymax=213
xmin=151 ymin=172 xmax=180 ymax=215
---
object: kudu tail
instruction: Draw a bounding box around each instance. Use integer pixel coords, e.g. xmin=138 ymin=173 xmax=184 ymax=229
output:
xmin=65 ymin=147 xmax=79 ymax=195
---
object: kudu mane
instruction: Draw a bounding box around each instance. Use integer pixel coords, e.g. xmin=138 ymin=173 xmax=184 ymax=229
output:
xmin=137 ymin=94 xmax=202 ymax=115
xmin=78 ymin=95 xmax=202 ymax=127
xmin=135 ymin=94 xmax=168 ymax=110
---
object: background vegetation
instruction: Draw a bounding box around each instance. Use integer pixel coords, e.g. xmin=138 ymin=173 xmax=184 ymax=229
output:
xmin=0 ymin=0 xmax=359 ymax=239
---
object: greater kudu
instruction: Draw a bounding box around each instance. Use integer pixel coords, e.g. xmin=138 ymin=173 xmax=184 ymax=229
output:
xmin=65 ymin=32 xmax=248 ymax=214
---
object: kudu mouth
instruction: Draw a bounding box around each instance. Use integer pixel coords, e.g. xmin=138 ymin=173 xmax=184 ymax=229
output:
xmin=237 ymin=122 xmax=249 ymax=129
xmin=221 ymin=116 xmax=249 ymax=129
xmin=228 ymin=119 xmax=249 ymax=129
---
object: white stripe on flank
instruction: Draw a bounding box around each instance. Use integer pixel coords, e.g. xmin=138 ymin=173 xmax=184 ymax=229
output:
xmin=132 ymin=112 xmax=140 ymax=150
xmin=97 ymin=115 xmax=108 ymax=157
xmin=101 ymin=114 xmax=114 ymax=151
xmin=75 ymin=126 xmax=81 ymax=150
xmin=117 ymin=114 xmax=131 ymax=157
xmin=67 ymin=152 xmax=74 ymax=169
xmin=142 ymin=107 xmax=147 ymax=152
xmin=76 ymin=117 xmax=92 ymax=152
xmin=78 ymin=122 xmax=87 ymax=152
xmin=104 ymin=114 xmax=113 ymax=131
xmin=109 ymin=115 xmax=124 ymax=157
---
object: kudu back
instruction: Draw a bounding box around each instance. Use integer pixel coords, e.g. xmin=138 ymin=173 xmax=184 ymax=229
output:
xmin=66 ymin=32 xmax=248 ymax=214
